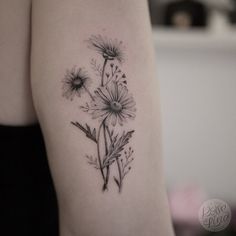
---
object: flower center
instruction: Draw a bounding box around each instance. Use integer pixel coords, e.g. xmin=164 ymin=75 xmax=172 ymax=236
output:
xmin=73 ymin=77 xmax=84 ymax=89
xmin=103 ymin=50 xmax=116 ymax=60
xmin=110 ymin=101 xmax=122 ymax=112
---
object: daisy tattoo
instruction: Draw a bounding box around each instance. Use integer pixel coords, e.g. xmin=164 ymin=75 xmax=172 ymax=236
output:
xmin=62 ymin=35 xmax=136 ymax=193
xmin=62 ymin=67 xmax=94 ymax=101
xmin=87 ymin=35 xmax=124 ymax=86
xmin=91 ymin=82 xmax=136 ymax=126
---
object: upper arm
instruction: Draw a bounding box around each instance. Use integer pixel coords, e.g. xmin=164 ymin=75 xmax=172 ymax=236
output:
xmin=31 ymin=1 xmax=174 ymax=235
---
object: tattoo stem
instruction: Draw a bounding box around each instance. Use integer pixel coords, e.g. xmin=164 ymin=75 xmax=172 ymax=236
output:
xmin=105 ymin=125 xmax=113 ymax=143
xmin=102 ymin=121 xmax=110 ymax=191
xmin=104 ymin=74 xmax=115 ymax=87
xmin=105 ymin=125 xmax=122 ymax=193
xmin=103 ymin=122 xmax=108 ymax=154
xmin=103 ymin=165 xmax=110 ymax=191
xmin=83 ymin=85 xmax=95 ymax=101
xmin=116 ymin=158 xmax=123 ymax=193
xmin=97 ymin=122 xmax=106 ymax=185
xmin=104 ymin=66 xmax=118 ymax=86
xmin=101 ymin=58 xmax=108 ymax=86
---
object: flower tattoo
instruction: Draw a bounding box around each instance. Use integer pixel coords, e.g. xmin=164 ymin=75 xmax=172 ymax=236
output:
xmin=87 ymin=35 xmax=124 ymax=63
xmin=91 ymin=82 xmax=136 ymax=126
xmin=62 ymin=67 xmax=94 ymax=101
xmin=87 ymin=35 xmax=124 ymax=86
xmin=62 ymin=34 xmax=136 ymax=193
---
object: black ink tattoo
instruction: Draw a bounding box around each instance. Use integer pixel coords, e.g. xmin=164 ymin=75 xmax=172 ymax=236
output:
xmin=62 ymin=34 xmax=136 ymax=193
xmin=62 ymin=67 xmax=94 ymax=101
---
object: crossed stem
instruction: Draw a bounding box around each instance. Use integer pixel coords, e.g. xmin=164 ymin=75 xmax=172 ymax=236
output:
xmin=95 ymin=57 xmax=125 ymax=192
xmin=100 ymin=59 xmax=111 ymax=190
xmin=96 ymin=118 xmax=111 ymax=191
xmin=105 ymin=124 xmax=123 ymax=193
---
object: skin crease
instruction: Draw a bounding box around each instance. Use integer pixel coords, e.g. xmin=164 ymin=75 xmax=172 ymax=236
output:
xmin=1 ymin=0 xmax=174 ymax=235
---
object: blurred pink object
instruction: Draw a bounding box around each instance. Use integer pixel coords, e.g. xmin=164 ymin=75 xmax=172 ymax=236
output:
xmin=169 ymin=185 xmax=207 ymax=225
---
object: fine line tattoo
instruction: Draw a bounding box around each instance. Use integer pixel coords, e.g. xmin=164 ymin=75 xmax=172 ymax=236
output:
xmin=62 ymin=34 xmax=136 ymax=193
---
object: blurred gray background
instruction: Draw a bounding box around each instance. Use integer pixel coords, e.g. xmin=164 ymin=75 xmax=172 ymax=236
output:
xmin=149 ymin=0 xmax=236 ymax=205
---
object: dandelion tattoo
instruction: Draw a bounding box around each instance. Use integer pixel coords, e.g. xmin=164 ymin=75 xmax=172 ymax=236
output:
xmin=62 ymin=35 xmax=136 ymax=193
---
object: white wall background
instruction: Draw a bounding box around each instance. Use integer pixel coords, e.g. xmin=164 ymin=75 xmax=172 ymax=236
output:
xmin=154 ymin=29 xmax=236 ymax=204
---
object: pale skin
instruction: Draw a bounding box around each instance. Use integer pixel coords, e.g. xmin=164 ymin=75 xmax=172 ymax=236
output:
xmin=1 ymin=0 xmax=174 ymax=235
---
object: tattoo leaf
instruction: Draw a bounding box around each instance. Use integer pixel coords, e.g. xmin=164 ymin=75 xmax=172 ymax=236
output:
xmin=71 ymin=121 xmax=97 ymax=143
xmin=103 ymin=130 xmax=134 ymax=167
xmin=91 ymin=58 xmax=102 ymax=76
xmin=86 ymin=155 xmax=99 ymax=169
xmin=80 ymin=102 xmax=90 ymax=112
